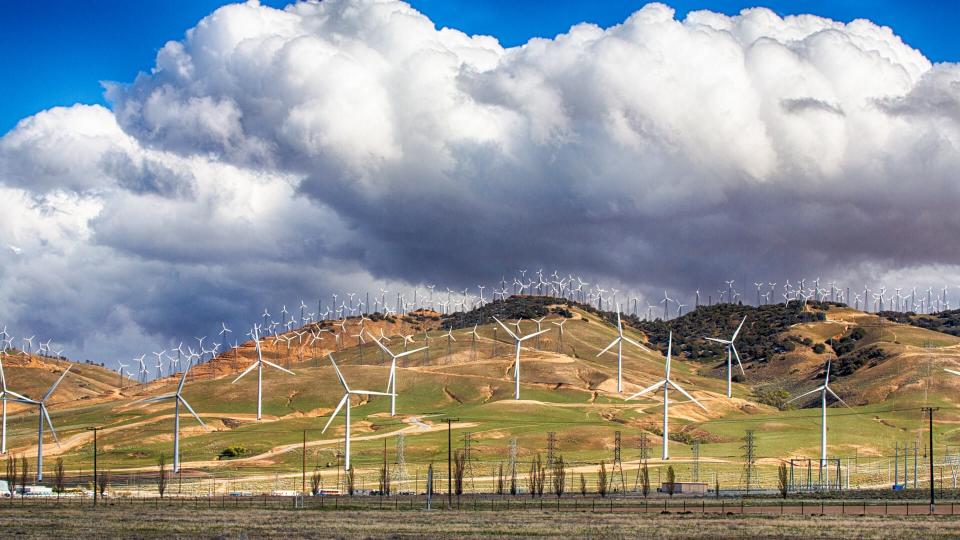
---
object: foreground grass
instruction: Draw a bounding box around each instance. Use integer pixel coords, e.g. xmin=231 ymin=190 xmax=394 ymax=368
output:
xmin=3 ymin=506 xmax=960 ymax=539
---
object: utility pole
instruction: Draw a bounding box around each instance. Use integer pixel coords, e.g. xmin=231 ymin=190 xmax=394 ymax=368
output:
xmin=923 ymin=407 xmax=939 ymax=513
xmin=87 ymin=427 xmax=99 ymax=507
xmin=302 ymin=430 xmax=307 ymax=495
xmin=443 ymin=417 xmax=459 ymax=508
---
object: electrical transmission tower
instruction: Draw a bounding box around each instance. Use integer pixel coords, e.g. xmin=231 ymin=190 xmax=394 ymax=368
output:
xmin=546 ymin=432 xmax=557 ymax=468
xmin=611 ymin=431 xmax=626 ymax=493
xmin=692 ymin=441 xmax=701 ymax=483
xmin=634 ymin=432 xmax=650 ymax=491
xmin=740 ymin=430 xmax=757 ymax=494
xmin=463 ymin=432 xmax=476 ymax=492
xmin=394 ymin=432 xmax=408 ymax=489
xmin=508 ymin=437 xmax=518 ymax=493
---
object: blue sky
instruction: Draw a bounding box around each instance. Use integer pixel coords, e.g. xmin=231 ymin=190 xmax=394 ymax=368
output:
xmin=1 ymin=0 xmax=957 ymax=134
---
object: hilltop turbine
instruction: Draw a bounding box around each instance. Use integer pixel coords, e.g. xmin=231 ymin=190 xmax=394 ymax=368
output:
xmin=143 ymin=365 xmax=205 ymax=473
xmin=0 ymin=353 xmax=30 ymax=454
xmin=703 ymin=316 xmax=747 ymax=398
xmin=322 ymin=354 xmax=393 ymax=471
xmin=625 ymin=332 xmax=706 ymax=460
xmin=493 ymin=317 xmax=549 ymax=400
xmin=233 ymin=326 xmax=295 ymax=420
xmin=370 ymin=335 xmax=426 ymax=416
xmin=787 ymin=360 xmax=849 ymax=483
xmin=14 ymin=366 xmax=71 ymax=481
xmin=596 ymin=310 xmax=651 ymax=393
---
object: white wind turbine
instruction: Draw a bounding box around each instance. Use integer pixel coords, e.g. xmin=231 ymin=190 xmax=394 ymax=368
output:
xmin=0 ymin=352 xmax=31 ymax=454
xmin=625 ymin=332 xmax=705 ymax=460
xmin=787 ymin=360 xmax=849 ymax=483
xmin=142 ymin=365 xmax=206 ymax=473
xmin=703 ymin=316 xmax=747 ymax=398
xmin=14 ymin=366 xmax=71 ymax=481
xmin=233 ymin=326 xmax=295 ymax=420
xmin=370 ymin=335 xmax=426 ymax=416
xmin=596 ymin=309 xmax=650 ymax=393
xmin=493 ymin=317 xmax=549 ymax=400
xmin=322 ymin=354 xmax=393 ymax=471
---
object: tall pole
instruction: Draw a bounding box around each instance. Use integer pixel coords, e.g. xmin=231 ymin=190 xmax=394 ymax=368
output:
xmin=37 ymin=406 xmax=44 ymax=481
xmin=302 ymin=430 xmax=307 ymax=495
xmin=924 ymin=407 xmax=938 ymax=513
xmin=662 ymin=384 xmax=669 ymax=460
xmin=443 ymin=417 xmax=459 ymax=508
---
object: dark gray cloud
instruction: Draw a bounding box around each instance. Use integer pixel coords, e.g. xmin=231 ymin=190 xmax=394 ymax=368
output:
xmin=1 ymin=1 xmax=959 ymax=365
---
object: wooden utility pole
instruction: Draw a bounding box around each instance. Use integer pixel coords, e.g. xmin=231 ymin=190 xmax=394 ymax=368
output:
xmin=442 ymin=417 xmax=459 ymax=508
xmin=302 ymin=430 xmax=307 ymax=495
xmin=923 ymin=407 xmax=939 ymax=513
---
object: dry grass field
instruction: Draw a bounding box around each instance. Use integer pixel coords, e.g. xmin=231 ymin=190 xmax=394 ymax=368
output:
xmin=2 ymin=505 xmax=960 ymax=539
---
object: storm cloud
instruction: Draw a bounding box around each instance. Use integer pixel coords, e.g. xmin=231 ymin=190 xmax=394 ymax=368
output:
xmin=1 ymin=0 xmax=959 ymax=364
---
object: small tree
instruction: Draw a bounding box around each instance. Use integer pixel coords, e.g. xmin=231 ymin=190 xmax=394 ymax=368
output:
xmin=346 ymin=468 xmax=355 ymax=496
xmin=426 ymin=463 xmax=434 ymax=498
xmin=378 ymin=453 xmax=391 ymax=496
xmin=665 ymin=465 xmax=676 ymax=497
xmin=4 ymin=455 xmax=17 ymax=499
xmin=715 ymin=475 xmax=720 ymax=498
xmin=156 ymin=454 xmax=168 ymax=498
xmin=453 ymin=449 xmax=465 ymax=498
xmin=97 ymin=469 xmax=110 ymax=498
xmin=311 ymin=466 xmax=323 ymax=496
xmin=509 ymin=462 xmax=517 ymax=496
xmin=526 ymin=455 xmax=538 ymax=498
xmin=495 ymin=463 xmax=504 ymax=495
xmin=640 ymin=462 xmax=650 ymax=498
xmin=54 ymin=458 xmax=65 ymax=499
xmin=579 ymin=473 xmax=587 ymax=496
xmin=19 ymin=456 xmax=28 ymax=499
xmin=536 ymin=455 xmax=546 ymax=497
xmin=777 ymin=462 xmax=788 ymax=499
xmin=597 ymin=460 xmax=608 ymax=498
xmin=552 ymin=455 xmax=566 ymax=498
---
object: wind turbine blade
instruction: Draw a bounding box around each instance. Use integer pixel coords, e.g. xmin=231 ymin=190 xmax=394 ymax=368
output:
xmin=43 ymin=366 xmax=72 ymax=402
xmin=732 ymin=316 xmax=747 ymax=340
xmin=946 ymin=368 xmax=960 ymax=377
xmin=731 ymin=344 xmax=745 ymax=375
xmin=322 ymin=395 xmax=348 ymax=433
xmin=395 ymin=346 xmax=427 ymax=359
xmin=518 ymin=329 xmax=549 ymax=342
xmin=328 ymin=354 xmax=349 ymax=392
xmin=262 ymin=359 xmax=295 ymax=375
xmin=492 ymin=317 xmax=518 ymax=341
xmin=350 ymin=390 xmax=394 ymax=397
xmin=143 ymin=393 xmax=176 ymax=403
xmin=622 ymin=336 xmax=652 ymax=352
xmin=625 ymin=380 xmax=666 ymax=401
xmin=4 ymin=389 xmax=30 ymax=402
xmin=668 ymin=380 xmax=707 ymax=411
xmin=179 ymin=396 xmax=206 ymax=427
xmin=826 ymin=386 xmax=851 ymax=408
xmin=42 ymin=406 xmax=60 ymax=446
xmin=786 ymin=385 xmax=826 ymax=404
xmin=232 ymin=361 xmax=260 ymax=383
xmin=703 ymin=337 xmax=731 ymax=344
xmin=371 ymin=337 xmax=393 ymax=356
xmin=596 ymin=337 xmax=620 ymax=357
xmin=177 ymin=366 xmax=190 ymax=394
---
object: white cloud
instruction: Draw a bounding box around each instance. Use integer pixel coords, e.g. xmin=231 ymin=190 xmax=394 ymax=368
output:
xmin=1 ymin=0 xmax=959 ymax=363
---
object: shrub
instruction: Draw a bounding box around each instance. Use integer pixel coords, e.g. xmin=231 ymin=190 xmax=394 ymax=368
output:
xmin=218 ymin=446 xmax=247 ymax=460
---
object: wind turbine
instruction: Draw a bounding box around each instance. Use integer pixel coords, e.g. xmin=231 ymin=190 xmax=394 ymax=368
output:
xmin=0 ymin=352 xmax=31 ymax=453
xmin=596 ymin=309 xmax=651 ymax=393
xmin=493 ymin=318 xmax=548 ymax=400
xmin=14 ymin=366 xmax=71 ymax=480
xmin=322 ymin=354 xmax=393 ymax=471
xmin=703 ymin=316 xmax=747 ymax=398
xmin=142 ymin=365 xmax=205 ymax=473
xmin=625 ymin=332 xmax=705 ymax=460
xmin=552 ymin=319 xmax=567 ymax=353
xmin=787 ymin=360 xmax=849 ymax=484
xmin=370 ymin=335 xmax=426 ymax=416
xmin=233 ymin=326 xmax=295 ymax=420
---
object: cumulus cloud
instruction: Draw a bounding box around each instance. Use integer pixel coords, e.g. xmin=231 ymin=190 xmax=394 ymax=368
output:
xmin=1 ymin=0 xmax=959 ymax=364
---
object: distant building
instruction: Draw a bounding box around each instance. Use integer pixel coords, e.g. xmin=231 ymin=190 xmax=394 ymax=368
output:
xmin=659 ymin=481 xmax=708 ymax=495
